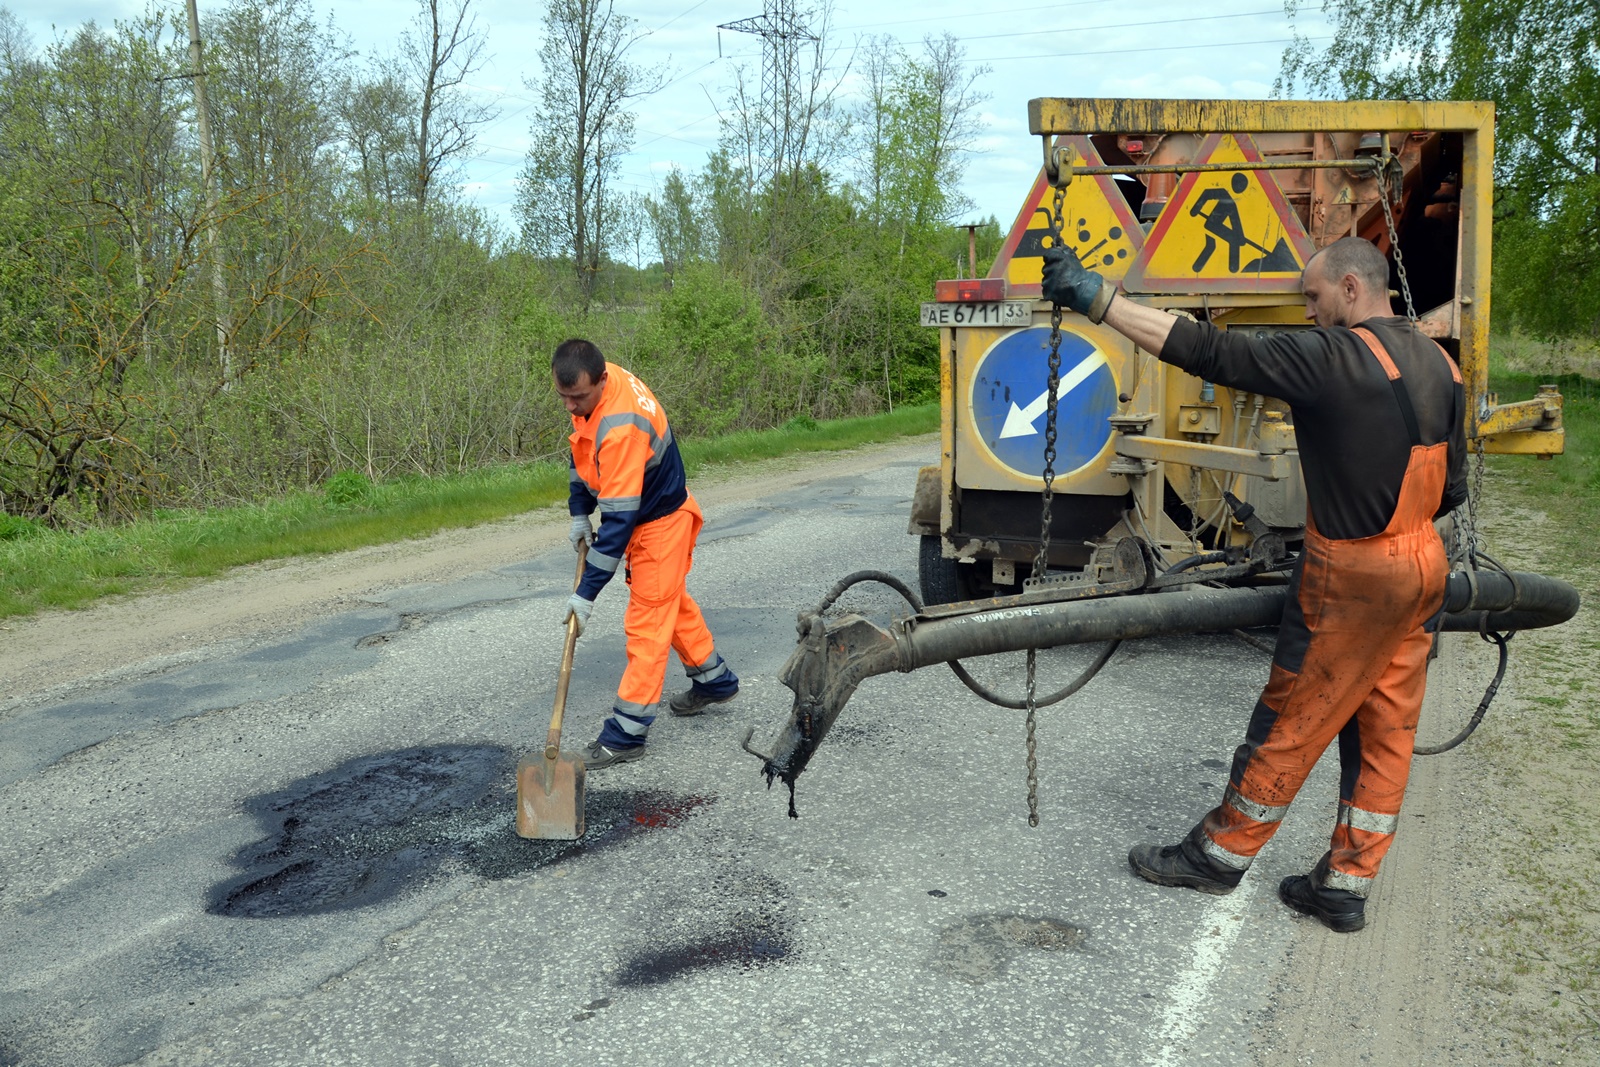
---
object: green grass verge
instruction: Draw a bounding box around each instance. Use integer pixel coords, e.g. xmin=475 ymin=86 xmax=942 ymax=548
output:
xmin=0 ymin=404 xmax=938 ymax=621
xmin=1487 ymin=341 xmax=1600 ymax=567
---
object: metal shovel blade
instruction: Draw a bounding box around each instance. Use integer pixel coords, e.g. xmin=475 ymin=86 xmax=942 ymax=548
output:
xmin=516 ymin=750 xmax=587 ymax=839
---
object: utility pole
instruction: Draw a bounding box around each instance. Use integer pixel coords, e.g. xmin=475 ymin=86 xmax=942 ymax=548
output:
xmin=717 ymin=0 xmax=816 ymax=188
xmin=185 ymin=0 xmax=233 ymax=388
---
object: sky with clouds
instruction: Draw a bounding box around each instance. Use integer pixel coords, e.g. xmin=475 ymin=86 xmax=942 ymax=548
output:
xmin=3 ymin=0 xmax=1333 ymax=237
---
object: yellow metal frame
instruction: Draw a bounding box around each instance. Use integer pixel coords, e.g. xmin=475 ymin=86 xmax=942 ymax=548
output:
xmin=1026 ymin=98 xmax=1562 ymax=457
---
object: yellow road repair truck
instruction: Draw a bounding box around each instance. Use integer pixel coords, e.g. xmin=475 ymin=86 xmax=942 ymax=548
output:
xmin=909 ymin=99 xmax=1565 ymax=603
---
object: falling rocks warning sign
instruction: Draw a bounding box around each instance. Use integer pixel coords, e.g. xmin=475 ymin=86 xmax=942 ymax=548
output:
xmin=989 ymin=135 xmax=1144 ymax=297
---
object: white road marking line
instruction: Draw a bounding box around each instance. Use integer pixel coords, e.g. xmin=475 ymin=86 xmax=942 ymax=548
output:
xmin=1145 ymin=880 xmax=1258 ymax=1067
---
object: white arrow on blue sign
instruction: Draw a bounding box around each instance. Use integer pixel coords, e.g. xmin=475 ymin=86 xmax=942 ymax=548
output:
xmin=970 ymin=325 xmax=1119 ymax=479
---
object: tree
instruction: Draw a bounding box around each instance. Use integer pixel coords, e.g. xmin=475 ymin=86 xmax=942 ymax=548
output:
xmin=515 ymin=0 xmax=660 ymax=308
xmin=643 ymin=168 xmax=702 ymax=283
xmin=855 ymin=33 xmax=990 ymax=229
xmin=402 ymin=0 xmax=496 ymax=211
xmin=1280 ymin=0 xmax=1600 ymax=337
xmin=339 ymin=59 xmax=419 ymax=211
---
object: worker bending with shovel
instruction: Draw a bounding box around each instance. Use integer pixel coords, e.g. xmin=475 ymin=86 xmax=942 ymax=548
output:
xmin=1041 ymin=237 xmax=1466 ymax=932
xmin=553 ymin=339 xmax=740 ymax=768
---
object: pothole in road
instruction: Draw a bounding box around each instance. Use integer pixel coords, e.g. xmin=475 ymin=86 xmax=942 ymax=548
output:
xmin=930 ymin=913 xmax=1087 ymax=984
xmin=209 ymin=744 xmax=714 ymax=918
xmin=355 ymin=612 xmax=430 ymax=648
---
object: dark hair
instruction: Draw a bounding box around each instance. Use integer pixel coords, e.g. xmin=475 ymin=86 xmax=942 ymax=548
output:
xmin=552 ymin=339 xmax=606 ymax=387
xmin=1306 ymin=236 xmax=1389 ymax=295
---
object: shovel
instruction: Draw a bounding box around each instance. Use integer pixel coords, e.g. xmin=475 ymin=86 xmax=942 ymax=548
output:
xmin=516 ymin=545 xmax=588 ymax=839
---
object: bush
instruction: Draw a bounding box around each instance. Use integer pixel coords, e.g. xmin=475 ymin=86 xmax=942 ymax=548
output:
xmin=323 ymin=471 xmax=374 ymax=509
xmin=0 ymin=513 xmax=42 ymax=541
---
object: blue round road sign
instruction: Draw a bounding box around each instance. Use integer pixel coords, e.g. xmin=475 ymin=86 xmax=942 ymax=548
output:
xmin=970 ymin=326 xmax=1118 ymax=478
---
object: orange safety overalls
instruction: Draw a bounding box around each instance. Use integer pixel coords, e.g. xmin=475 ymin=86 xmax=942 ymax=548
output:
xmin=1193 ymin=327 xmax=1460 ymax=897
xmin=568 ymin=365 xmax=732 ymax=748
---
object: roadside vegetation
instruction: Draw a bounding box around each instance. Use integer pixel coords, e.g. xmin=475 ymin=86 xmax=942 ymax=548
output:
xmin=0 ymin=0 xmax=992 ymax=529
xmin=0 ymin=404 xmax=935 ymax=620
xmin=1469 ymin=336 xmax=1599 ymax=1058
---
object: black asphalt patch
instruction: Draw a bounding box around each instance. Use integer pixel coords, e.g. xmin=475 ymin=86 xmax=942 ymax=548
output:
xmin=209 ymin=745 xmax=715 ymax=918
xmin=612 ymin=865 xmax=796 ymax=988
xmin=614 ymin=914 xmax=793 ymax=987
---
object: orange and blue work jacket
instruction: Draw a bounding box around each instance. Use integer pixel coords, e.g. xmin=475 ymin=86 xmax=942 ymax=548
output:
xmin=568 ymin=362 xmax=687 ymax=601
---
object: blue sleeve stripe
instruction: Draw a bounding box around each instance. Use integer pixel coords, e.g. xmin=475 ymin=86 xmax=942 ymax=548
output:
xmin=599 ymin=496 xmax=641 ymax=513
xmin=588 ymin=549 xmax=622 ymax=573
xmin=568 ymin=453 xmax=597 ymax=515
xmin=644 ymin=425 xmax=675 ymax=471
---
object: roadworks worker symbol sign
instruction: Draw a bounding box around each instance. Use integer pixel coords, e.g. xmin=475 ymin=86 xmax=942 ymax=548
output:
xmin=1123 ymin=132 xmax=1316 ymax=294
xmin=989 ymin=135 xmax=1144 ymax=297
xmin=969 ymin=325 xmax=1119 ymax=479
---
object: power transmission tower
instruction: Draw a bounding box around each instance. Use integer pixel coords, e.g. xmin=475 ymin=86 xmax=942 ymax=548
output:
xmin=718 ymin=0 xmax=817 ymax=186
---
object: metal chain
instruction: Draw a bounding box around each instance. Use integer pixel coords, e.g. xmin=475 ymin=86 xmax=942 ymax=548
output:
xmin=1377 ymin=161 xmax=1418 ymax=323
xmin=1466 ymin=434 xmax=1487 ymax=560
xmin=1377 ymin=158 xmax=1486 ymax=558
xmin=1023 ymin=182 xmax=1069 ymax=828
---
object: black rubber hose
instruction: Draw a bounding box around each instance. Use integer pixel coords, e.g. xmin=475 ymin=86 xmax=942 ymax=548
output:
xmin=812 ymin=570 xmax=1119 ymax=710
xmin=947 ymin=640 xmax=1121 ymax=709
xmin=1414 ymin=630 xmax=1512 ymax=755
xmin=813 ymin=569 xmax=925 ymax=615
xmin=1440 ymin=569 xmax=1578 ymax=632
xmin=1164 ymin=551 xmax=1230 ymax=575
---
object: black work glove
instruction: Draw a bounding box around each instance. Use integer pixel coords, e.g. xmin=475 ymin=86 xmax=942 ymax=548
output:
xmin=1041 ymin=245 xmax=1115 ymax=324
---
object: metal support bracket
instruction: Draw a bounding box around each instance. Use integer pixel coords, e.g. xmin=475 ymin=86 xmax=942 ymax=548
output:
xmin=1114 ymin=434 xmax=1293 ymax=481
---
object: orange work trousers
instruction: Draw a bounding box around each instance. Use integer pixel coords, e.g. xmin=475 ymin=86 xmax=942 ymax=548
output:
xmin=1194 ymin=335 xmax=1452 ymax=898
xmin=611 ymin=494 xmax=718 ymax=727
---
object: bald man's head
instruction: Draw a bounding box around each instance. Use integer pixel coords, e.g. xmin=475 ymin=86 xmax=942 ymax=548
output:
xmin=1301 ymin=238 xmax=1395 ymax=328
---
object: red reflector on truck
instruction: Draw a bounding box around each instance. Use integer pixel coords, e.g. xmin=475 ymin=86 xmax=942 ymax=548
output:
xmin=934 ymin=278 xmax=1006 ymax=302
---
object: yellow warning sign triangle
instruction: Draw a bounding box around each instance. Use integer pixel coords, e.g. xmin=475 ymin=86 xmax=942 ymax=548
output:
xmin=989 ymin=136 xmax=1144 ymax=296
xmin=1123 ymin=133 xmax=1316 ymax=294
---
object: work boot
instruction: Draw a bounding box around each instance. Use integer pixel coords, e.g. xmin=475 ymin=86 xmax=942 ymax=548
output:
xmin=1278 ymin=874 xmax=1366 ymax=932
xmin=1128 ymin=828 xmax=1244 ymax=895
xmin=668 ymin=683 xmax=739 ymax=717
xmin=582 ymin=739 xmax=646 ymax=770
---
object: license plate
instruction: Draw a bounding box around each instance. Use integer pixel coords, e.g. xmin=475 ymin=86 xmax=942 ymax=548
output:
xmin=919 ymin=300 xmax=1033 ymax=328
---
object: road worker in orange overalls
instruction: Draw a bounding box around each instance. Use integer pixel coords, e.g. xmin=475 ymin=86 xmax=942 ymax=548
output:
xmin=1042 ymin=237 xmax=1467 ymax=932
xmin=552 ymin=339 xmax=740 ymax=769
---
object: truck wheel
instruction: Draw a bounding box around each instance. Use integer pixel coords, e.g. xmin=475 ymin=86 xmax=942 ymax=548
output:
xmin=919 ymin=535 xmax=974 ymax=605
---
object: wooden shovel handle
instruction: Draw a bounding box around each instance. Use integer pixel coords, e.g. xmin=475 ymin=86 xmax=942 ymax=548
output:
xmin=545 ymin=543 xmax=587 ymax=760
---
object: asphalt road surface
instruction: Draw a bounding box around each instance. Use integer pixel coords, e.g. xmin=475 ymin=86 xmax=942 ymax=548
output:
xmin=0 ymin=444 xmax=1452 ymax=1066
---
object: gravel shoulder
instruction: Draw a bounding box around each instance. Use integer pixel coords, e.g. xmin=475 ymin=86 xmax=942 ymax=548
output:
xmin=0 ymin=442 xmax=937 ymax=711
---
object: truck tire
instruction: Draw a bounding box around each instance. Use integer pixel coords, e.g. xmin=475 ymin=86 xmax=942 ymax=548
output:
xmin=919 ymin=535 xmax=974 ymax=605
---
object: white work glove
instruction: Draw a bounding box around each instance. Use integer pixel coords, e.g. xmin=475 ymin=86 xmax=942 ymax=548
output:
xmin=565 ymin=593 xmax=594 ymax=637
xmin=569 ymin=513 xmax=594 ymax=552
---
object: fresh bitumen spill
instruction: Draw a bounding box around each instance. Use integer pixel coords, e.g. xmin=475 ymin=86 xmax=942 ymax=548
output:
xmin=209 ymin=744 xmax=714 ymax=918
xmin=614 ymin=914 xmax=794 ymax=987
xmin=613 ymin=867 xmax=797 ymax=988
